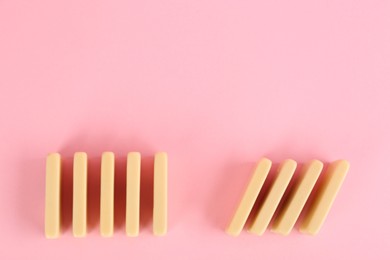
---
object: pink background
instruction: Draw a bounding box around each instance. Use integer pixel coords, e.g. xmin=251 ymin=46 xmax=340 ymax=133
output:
xmin=1 ymin=0 xmax=389 ymax=259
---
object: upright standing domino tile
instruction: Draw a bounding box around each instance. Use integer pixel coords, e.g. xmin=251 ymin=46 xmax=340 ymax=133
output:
xmin=226 ymin=158 xmax=272 ymax=236
xmin=249 ymin=159 xmax=297 ymax=235
xmin=126 ymin=152 xmax=141 ymax=236
xmin=299 ymin=160 xmax=349 ymax=235
xmin=153 ymin=152 xmax=168 ymax=236
xmin=45 ymin=153 xmax=61 ymax=239
xmin=73 ymin=152 xmax=88 ymax=237
xmin=100 ymin=152 xmax=115 ymax=237
xmin=272 ymin=160 xmax=323 ymax=235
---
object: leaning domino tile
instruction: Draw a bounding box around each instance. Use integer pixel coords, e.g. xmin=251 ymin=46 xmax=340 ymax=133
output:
xmin=226 ymin=158 xmax=272 ymax=236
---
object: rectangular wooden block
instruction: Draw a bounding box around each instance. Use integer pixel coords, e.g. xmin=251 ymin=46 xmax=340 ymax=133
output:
xmin=45 ymin=153 xmax=61 ymax=239
xmin=299 ymin=160 xmax=349 ymax=235
xmin=126 ymin=152 xmax=141 ymax=236
xmin=73 ymin=152 xmax=87 ymax=237
xmin=226 ymin=158 xmax=272 ymax=236
xmin=153 ymin=152 xmax=168 ymax=236
xmin=100 ymin=152 xmax=115 ymax=237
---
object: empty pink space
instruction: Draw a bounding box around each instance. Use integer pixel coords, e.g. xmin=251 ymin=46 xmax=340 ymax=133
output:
xmin=0 ymin=0 xmax=389 ymax=259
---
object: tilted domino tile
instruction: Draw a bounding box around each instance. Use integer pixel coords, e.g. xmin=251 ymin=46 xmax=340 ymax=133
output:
xmin=249 ymin=159 xmax=297 ymax=235
xmin=272 ymin=160 xmax=323 ymax=235
xmin=100 ymin=152 xmax=115 ymax=237
xmin=73 ymin=152 xmax=88 ymax=237
xmin=45 ymin=153 xmax=62 ymax=238
xmin=153 ymin=152 xmax=168 ymax=236
xmin=299 ymin=160 xmax=349 ymax=235
xmin=226 ymin=158 xmax=272 ymax=236
xmin=126 ymin=152 xmax=141 ymax=236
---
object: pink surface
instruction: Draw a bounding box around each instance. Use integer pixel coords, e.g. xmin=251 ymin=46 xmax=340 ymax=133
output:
xmin=0 ymin=0 xmax=389 ymax=259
